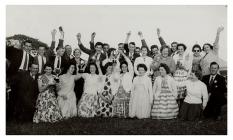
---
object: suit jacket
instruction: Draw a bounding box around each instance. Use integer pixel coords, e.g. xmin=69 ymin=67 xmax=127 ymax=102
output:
xmin=33 ymin=55 xmax=47 ymax=74
xmin=123 ymin=43 xmax=140 ymax=64
xmin=11 ymin=71 xmax=39 ymax=120
xmin=202 ymin=74 xmax=227 ymax=105
xmin=78 ymin=43 xmax=106 ymax=72
xmin=6 ymin=47 xmax=33 ymax=76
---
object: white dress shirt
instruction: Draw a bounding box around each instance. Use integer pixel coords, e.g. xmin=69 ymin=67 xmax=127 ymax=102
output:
xmin=54 ymin=56 xmax=61 ymax=69
xmin=38 ymin=55 xmax=46 ymax=73
xmin=19 ymin=50 xmax=29 ymax=70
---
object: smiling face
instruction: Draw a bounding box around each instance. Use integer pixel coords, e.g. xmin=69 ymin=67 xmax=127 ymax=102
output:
xmin=65 ymin=45 xmax=72 ymax=56
xmin=44 ymin=66 xmax=53 ymax=75
xmin=106 ymin=65 xmax=113 ymax=75
xmin=141 ymin=47 xmax=148 ymax=56
xmin=103 ymin=45 xmax=110 ymax=53
xmin=95 ymin=45 xmax=102 ymax=54
xmin=38 ymin=46 xmax=45 ymax=56
xmin=203 ymin=44 xmax=211 ymax=54
xmin=74 ymin=49 xmax=81 ymax=58
xmin=23 ymin=42 xmax=32 ymax=53
xmin=152 ymin=47 xmax=159 ymax=55
xmin=67 ymin=65 xmax=75 ymax=74
xmin=178 ymin=46 xmax=185 ymax=55
xmin=129 ymin=44 xmax=135 ymax=53
xmin=89 ymin=64 xmax=97 ymax=74
xmin=161 ymin=48 xmax=169 ymax=58
xmin=121 ymin=63 xmax=128 ymax=73
xmin=193 ymin=47 xmax=201 ymax=57
xmin=138 ymin=67 xmax=146 ymax=76
xmin=29 ymin=64 xmax=39 ymax=76
xmin=159 ymin=66 xmax=167 ymax=77
xmin=210 ymin=64 xmax=219 ymax=75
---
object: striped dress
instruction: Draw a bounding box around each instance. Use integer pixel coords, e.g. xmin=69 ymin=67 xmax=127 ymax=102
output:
xmin=151 ymin=78 xmax=179 ymax=119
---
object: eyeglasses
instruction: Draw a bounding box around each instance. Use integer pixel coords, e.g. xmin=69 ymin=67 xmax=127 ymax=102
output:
xmin=193 ymin=50 xmax=200 ymax=52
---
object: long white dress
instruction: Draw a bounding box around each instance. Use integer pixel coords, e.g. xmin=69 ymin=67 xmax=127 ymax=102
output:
xmin=129 ymin=75 xmax=153 ymax=119
xmin=57 ymin=74 xmax=77 ymax=119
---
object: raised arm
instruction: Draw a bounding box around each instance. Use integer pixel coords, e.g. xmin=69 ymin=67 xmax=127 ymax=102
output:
xmin=46 ymin=29 xmax=57 ymax=57
xmin=138 ymin=31 xmax=148 ymax=48
xmin=133 ymin=58 xmax=140 ymax=76
xmin=124 ymin=31 xmax=131 ymax=53
xmin=157 ymin=28 xmax=167 ymax=47
xmin=213 ymin=26 xmax=224 ymax=55
xmin=57 ymin=29 xmax=64 ymax=48
xmin=76 ymin=33 xmax=93 ymax=55
xmin=90 ymin=32 xmax=96 ymax=50
xmin=120 ymin=50 xmax=134 ymax=75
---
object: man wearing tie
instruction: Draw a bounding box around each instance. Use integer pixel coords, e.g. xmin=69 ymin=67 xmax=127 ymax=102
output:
xmin=10 ymin=63 xmax=39 ymax=122
xmin=6 ymin=40 xmax=34 ymax=77
xmin=202 ymin=62 xmax=227 ymax=120
xmin=34 ymin=46 xmax=47 ymax=74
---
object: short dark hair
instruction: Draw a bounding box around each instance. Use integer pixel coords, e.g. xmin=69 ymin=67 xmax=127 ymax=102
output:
xmin=160 ymin=45 xmax=171 ymax=54
xmin=120 ymin=61 xmax=128 ymax=73
xmin=103 ymin=43 xmax=110 ymax=47
xmin=104 ymin=62 xmax=113 ymax=73
xmin=202 ymin=43 xmax=213 ymax=51
xmin=192 ymin=44 xmax=202 ymax=52
xmin=191 ymin=69 xmax=202 ymax=80
xmin=23 ymin=40 xmax=32 ymax=46
xmin=141 ymin=46 xmax=148 ymax=51
xmin=118 ymin=43 xmax=124 ymax=46
xmin=151 ymin=45 xmax=158 ymax=50
xmin=137 ymin=63 xmax=147 ymax=71
xmin=135 ymin=47 xmax=140 ymax=50
xmin=56 ymin=46 xmax=64 ymax=52
xmin=43 ymin=63 xmax=53 ymax=71
xmin=107 ymin=48 xmax=116 ymax=58
xmin=63 ymin=62 xmax=76 ymax=74
xmin=95 ymin=42 xmax=103 ymax=48
xmin=88 ymin=62 xmax=99 ymax=74
xmin=177 ymin=43 xmax=187 ymax=51
xmin=129 ymin=42 xmax=135 ymax=46
xmin=171 ymin=42 xmax=178 ymax=47
xmin=65 ymin=45 xmax=71 ymax=48
xmin=159 ymin=63 xmax=170 ymax=74
xmin=210 ymin=61 xmax=219 ymax=69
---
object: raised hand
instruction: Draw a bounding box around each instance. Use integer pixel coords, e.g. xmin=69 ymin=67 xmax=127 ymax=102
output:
xmin=59 ymin=26 xmax=64 ymax=39
xmin=51 ymin=29 xmax=57 ymax=36
xmin=217 ymin=26 xmax=224 ymax=33
xmin=96 ymin=60 xmax=100 ymax=66
xmin=138 ymin=31 xmax=143 ymax=37
xmin=126 ymin=31 xmax=131 ymax=36
xmin=76 ymin=33 xmax=81 ymax=40
xmin=91 ymin=32 xmax=96 ymax=38
xmin=157 ymin=28 xmax=160 ymax=37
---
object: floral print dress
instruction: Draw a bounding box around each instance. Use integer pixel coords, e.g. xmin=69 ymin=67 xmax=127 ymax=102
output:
xmin=33 ymin=75 xmax=63 ymax=123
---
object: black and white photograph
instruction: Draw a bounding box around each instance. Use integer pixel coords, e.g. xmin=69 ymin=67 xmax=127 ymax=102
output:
xmin=2 ymin=0 xmax=231 ymax=136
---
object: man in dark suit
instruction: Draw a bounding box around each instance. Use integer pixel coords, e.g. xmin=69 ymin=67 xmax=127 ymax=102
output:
xmin=10 ymin=63 xmax=39 ymax=122
xmin=76 ymin=33 xmax=106 ymax=72
xmin=123 ymin=31 xmax=140 ymax=64
xmin=202 ymin=62 xmax=227 ymax=120
xmin=34 ymin=45 xmax=47 ymax=74
xmin=6 ymin=40 xmax=34 ymax=78
xmin=48 ymin=29 xmax=67 ymax=74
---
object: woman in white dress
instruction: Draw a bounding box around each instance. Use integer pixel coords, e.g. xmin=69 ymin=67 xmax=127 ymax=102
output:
xmin=57 ymin=62 xmax=80 ymax=119
xmin=77 ymin=61 xmax=103 ymax=117
xmin=130 ymin=63 xmax=153 ymax=119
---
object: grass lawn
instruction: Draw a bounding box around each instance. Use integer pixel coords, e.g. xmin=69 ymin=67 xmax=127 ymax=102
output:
xmin=6 ymin=106 xmax=227 ymax=135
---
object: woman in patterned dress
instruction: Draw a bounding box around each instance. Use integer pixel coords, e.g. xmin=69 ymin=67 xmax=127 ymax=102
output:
xmin=112 ymin=50 xmax=134 ymax=118
xmin=77 ymin=61 xmax=103 ymax=117
xmin=151 ymin=63 xmax=179 ymax=119
xmin=172 ymin=43 xmax=193 ymax=109
xmin=33 ymin=64 xmax=62 ymax=123
xmin=96 ymin=61 xmax=120 ymax=117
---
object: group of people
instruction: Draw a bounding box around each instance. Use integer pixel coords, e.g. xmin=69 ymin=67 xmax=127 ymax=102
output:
xmin=6 ymin=26 xmax=227 ymax=123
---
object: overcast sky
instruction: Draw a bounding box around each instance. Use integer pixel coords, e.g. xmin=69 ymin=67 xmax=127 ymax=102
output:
xmin=6 ymin=5 xmax=227 ymax=61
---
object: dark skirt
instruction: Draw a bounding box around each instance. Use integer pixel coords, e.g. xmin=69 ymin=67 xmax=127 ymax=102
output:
xmin=179 ymin=102 xmax=202 ymax=121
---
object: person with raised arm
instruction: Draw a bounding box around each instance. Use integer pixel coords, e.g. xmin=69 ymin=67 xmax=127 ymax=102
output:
xmin=48 ymin=28 xmax=66 ymax=75
xmin=76 ymin=33 xmax=106 ymax=71
xmin=200 ymin=26 xmax=224 ymax=76
xmin=156 ymin=28 xmax=178 ymax=57
xmin=112 ymin=50 xmax=134 ymax=118
xmin=123 ymin=31 xmax=140 ymax=64
xmin=77 ymin=61 xmax=103 ymax=118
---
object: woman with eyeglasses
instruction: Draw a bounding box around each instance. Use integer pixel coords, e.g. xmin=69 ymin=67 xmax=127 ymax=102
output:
xmin=192 ymin=44 xmax=202 ymax=72
xmin=200 ymin=26 xmax=224 ymax=76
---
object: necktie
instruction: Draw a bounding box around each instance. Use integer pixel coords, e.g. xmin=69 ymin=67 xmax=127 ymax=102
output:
xmin=41 ymin=57 xmax=45 ymax=72
xmin=210 ymin=76 xmax=214 ymax=86
xmin=57 ymin=57 xmax=60 ymax=68
xmin=23 ymin=53 xmax=28 ymax=70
